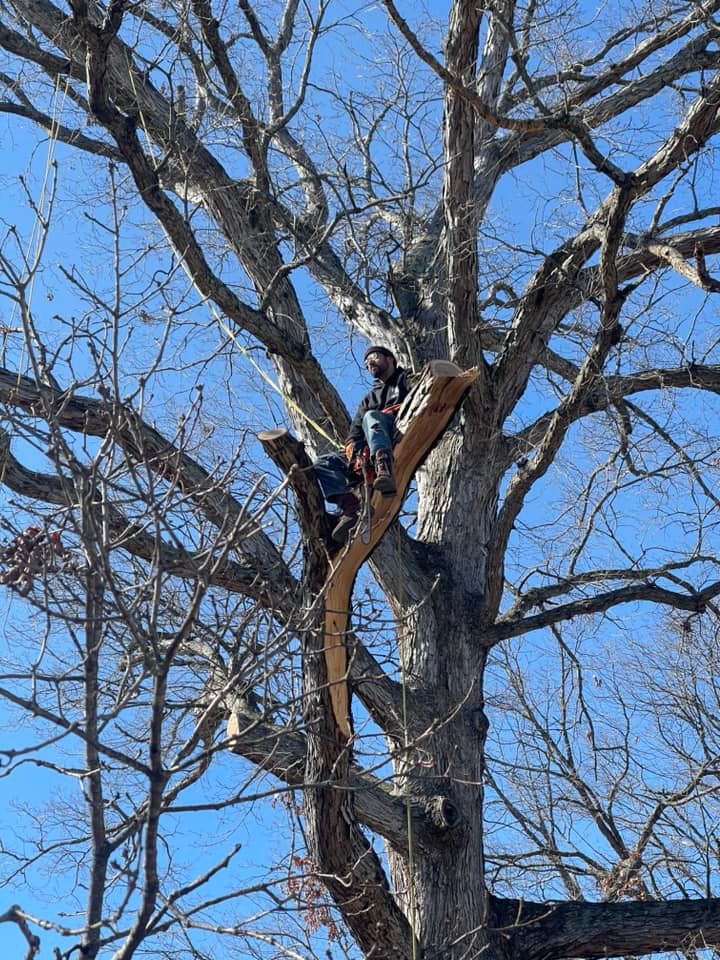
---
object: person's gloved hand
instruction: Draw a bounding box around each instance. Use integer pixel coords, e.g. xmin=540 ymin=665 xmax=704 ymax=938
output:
xmin=345 ymin=441 xmax=368 ymax=475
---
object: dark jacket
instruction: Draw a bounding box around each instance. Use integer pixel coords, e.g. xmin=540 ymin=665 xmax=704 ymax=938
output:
xmin=345 ymin=367 xmax=411 ymax=446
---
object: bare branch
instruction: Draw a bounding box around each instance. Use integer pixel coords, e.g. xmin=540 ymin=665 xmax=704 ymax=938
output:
xmin=489 ymin=579 xmax=720 ymax=644
xmin=0 ymin=366 xmax=298 ymax=599
xmin=0 ymin=906 xmax=40 ymax=960
xmin=0 ymin=428 xmax=293 ymax=606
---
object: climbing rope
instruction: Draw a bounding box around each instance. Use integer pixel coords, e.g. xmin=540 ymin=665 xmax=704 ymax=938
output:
xmin=124 ymin=71 xmax=341 ymax=449
xmin=213 ymin=309 xmax=341 ymax=448
xmin=126 ymin=74 xmax=417 ymax=944
xmin=397 ymin=530 xmax=419 ymax=960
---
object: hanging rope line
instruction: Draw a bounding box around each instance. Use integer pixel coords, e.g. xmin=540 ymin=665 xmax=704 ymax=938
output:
xmin=124 ymin=80 xmax=340 ymax=453
xmin=213 ymin=309 xmax=340 ymax=448
xmin=397 ymin=531 xmax=419 ymax=960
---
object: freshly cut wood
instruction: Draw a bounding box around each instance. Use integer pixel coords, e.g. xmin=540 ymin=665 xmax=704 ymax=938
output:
xmin=324 ymin=361 xmax=479 ymax=738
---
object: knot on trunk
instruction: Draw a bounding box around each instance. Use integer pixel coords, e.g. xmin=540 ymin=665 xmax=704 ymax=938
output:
xmin=424 ymin=795 xmax=461 ymax=832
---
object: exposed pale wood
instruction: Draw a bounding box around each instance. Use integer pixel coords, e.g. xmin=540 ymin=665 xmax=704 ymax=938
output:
xmin=256 ymin=428 xmax=331 ymax=543
xmin=324 ymin=361 xmax=479 ymax=738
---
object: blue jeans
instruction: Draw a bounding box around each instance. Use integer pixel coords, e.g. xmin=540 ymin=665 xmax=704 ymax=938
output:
xmin=362 ymin=410 xmax=395 ymax=455
xmin=314 ymin=453 xmax=357 ymax=502
xmin=314 ymin=411 xmax=396 ymax=503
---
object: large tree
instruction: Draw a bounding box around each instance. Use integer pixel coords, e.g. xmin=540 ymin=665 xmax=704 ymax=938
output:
xmin=2 ymin=0 xmax=720 ymax=957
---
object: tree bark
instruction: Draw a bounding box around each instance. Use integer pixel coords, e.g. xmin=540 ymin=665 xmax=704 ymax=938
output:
xmin=496 ymin=896 xmax=720 ymax=959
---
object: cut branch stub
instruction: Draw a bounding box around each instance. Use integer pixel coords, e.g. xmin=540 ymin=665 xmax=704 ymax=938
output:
xmin=325 ymin=360 xmax=479 ymax=738
xmin=256 ymin=428 xmax=330 ymax=544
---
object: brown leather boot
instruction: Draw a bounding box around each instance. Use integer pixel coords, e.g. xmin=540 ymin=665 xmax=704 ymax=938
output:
xmin=331 ymin=492 xmax=361 ymax=544
xmin=372 ymin=450 xmax=396 ymax=496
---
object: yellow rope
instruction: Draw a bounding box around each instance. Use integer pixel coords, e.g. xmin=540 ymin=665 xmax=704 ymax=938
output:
xmin=213 ymin=309 xmax=341 ymax=448
xmin=20 ymin=76 xmax=68 ymax=322
xmin=130 ymin=52 xmax=412 ymax=945
xmin=2 ymin=76 xmax=68 ymax=486
xmin=125 ymin=67 xmax=339 ymax=452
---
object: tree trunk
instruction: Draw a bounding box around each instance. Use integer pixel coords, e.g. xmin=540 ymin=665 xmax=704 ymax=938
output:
xmin=386 ymin=432 xmax=506 ymax=957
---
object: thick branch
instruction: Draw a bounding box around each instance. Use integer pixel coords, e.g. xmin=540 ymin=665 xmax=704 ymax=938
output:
xmin=323 ymin=362 xmax=478 ymax=737
xmin=0 ymin=18 xmax=81 ymax=80
xmin=508 ymin=360 xmax=720 ymax=464
xmin=226 ymin=704 xmax=436 ymax=852
xmin=382 ymin=0 xmax=544 ymax=134
xmin=0 ymin=905 xmax=40 ymax=960
xmin=256 ymin=429 xmax=412 ymax=732
xmin=495 ymin=895 xmax=720 ymax=960
xmin=257 ymin=428 xmax=332 ymax=545
xmin=0 ymin=100 xmax=120 ymax=158
xmin=503 ymin=557 xmax=718 ymax=618
xmin=503 ymin=31 xmax=720 ymax=175
xmin=70 ymin=7 xmax=290 ymax=357
xmin=254 ymin=428 xmax=414 ymax=952
xmin=189 ymin=0 xmax=268 ymax=184
xmin=488 ymin=221 xmax=720 ymax=408
xmin=0 ymin=365 xmax=295 ymax=596
xmin=442 ymin=0 xmax=491 ymax=381
xmin=488 ymin=183 xmax=634 ymax=619
xmin=494 ymin=68 xmax=720 ymax=441
xmin=508 ymin=2 xmax=720 ymax=116
xmin=11 ymin=0 xmax=350 ymax=442
xmin=513 ymin=225 xmax=720 ymax=384
xmin=646 ymin=242 xmax=720 ymax=292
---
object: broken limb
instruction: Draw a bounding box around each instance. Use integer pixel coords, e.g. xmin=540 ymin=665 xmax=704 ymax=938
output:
xmin=256 ymin=415 xmax=415 ymax=956
xmin=323 ymin=360 xmax=478 ymax=738
xmin=256 ymin=361 xmax=478 ymax=738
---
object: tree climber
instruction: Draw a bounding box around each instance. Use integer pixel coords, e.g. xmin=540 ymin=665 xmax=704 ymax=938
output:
xmin=314 ymin=346 xmax=412 ymax=543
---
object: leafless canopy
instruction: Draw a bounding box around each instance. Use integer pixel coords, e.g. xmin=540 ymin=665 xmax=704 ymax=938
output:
xmin=2 ymin=0 xmax=720 ymax=957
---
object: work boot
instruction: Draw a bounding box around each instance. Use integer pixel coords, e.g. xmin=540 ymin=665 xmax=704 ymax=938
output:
xmin=372 ymin=450 xmax=396 ymax=496
xmin=330 ymin=492 xmax=361 ymax=544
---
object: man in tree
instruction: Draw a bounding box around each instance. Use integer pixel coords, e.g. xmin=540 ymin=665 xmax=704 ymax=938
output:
xmin=314 ymin=345 xmax=411 ymax=542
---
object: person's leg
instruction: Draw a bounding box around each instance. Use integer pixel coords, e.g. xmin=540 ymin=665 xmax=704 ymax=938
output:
xmin=313 ymin=453 xmax=361 ymax=542
xmin=362 ymin=411 xmax=396 ymax=496
xmin=313 ymin=453 xmax=355 ymax=501
xmin=362 ymin=410 xmax=394 ymax=455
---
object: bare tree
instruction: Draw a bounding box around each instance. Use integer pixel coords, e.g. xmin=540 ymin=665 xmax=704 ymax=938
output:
xmin=2 ymin=0 xmax=720 ymax=957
